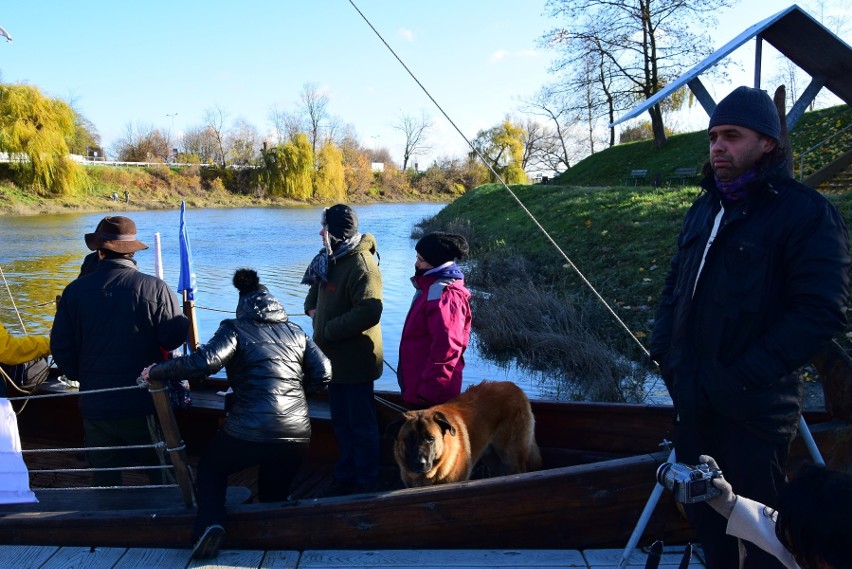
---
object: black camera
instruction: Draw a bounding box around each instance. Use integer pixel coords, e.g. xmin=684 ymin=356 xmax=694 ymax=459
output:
xmin=656 ymin=462 xmax=723 ymax=503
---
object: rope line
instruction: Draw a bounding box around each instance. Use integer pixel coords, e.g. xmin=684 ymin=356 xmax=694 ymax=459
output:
xmin=347 ymin=0 xmax=651 ymax=367
xmin=29 ymin=464 xmax=174 ymax=474
xmin=0 ymin=300 xmax=55 ymax=312
xmin=23 ymin=442 xmax=165 ymax=454
xmin=0 ymin=265 xmax=27 ymax=334
xmin=36 ymin=484 xmax=180 ymax=492
xmin=4 ymin=383 xmax=143 ymax=401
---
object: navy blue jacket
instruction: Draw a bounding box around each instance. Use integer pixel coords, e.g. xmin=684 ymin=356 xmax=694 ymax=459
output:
xmin=51 ymin=258 xmax=189 ymax=420
xmin=650 ymin=164 xmax=850 ymax=441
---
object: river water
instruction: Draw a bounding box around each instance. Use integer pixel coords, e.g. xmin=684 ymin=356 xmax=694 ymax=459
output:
xmin=0 ymin=203 xmax=567 ymax=399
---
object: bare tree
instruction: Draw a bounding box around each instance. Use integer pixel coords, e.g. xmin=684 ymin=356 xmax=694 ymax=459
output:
xmin=180 ymin=125 xmax=219 ymax=163
xmin=227 ymin=118 xmax=260 ymax=165
xmin=299 ymin=82 xmax=330 ymax=156
xmin=112 ymin=122 xmax=169 ymax=163
xmin=393 ymin=112 xmax=432 ymax=171
xmin=543 ymin=0 xmax=733 ymax=148
xmin=204 ymin=105 xmax=229 ymax=166
xmin=268 ymin=104 xmax=303 ymax=144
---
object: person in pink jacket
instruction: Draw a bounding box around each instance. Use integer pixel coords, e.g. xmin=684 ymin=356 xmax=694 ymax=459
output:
xmin=398 ymin=232 xmax=472 ymax=407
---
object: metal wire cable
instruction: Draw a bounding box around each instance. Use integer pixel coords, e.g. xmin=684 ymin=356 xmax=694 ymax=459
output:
xmin=347 ymin=0 xmax=652 ymax=363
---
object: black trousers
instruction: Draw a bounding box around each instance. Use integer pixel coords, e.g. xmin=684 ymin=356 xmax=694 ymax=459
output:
xmin=674 ymin=411 xmax=790 ymax=569
xmin=83 ymin=415 xmax=166 ymax=487
xmin=192 ymin=430 xmax=308 ymax=541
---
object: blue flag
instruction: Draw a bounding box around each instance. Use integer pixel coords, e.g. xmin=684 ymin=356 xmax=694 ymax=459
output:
xmin=178 ymin=201 xmax=196 ymax=301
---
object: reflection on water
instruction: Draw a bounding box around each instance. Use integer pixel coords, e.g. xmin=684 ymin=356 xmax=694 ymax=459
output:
xmin=0 ymin=203 xmax=559 ymax=399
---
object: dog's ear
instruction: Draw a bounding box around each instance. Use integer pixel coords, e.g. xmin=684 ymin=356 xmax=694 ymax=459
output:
xmin=385 ymin=414 xmax=407 ymax=439
xmin=433 ymin=411 xmax=456 ymax=436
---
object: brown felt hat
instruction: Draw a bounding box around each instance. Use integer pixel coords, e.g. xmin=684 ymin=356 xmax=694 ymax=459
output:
xmin=85 ymin=216 xmax=148 ymax=253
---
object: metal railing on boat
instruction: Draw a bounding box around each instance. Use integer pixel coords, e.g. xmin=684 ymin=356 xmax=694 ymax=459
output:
xmin=5 ymin=378 xmax=196 ymax=507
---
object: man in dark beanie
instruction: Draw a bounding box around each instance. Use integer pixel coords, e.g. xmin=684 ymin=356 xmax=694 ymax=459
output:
xmin=650 ymin=87 xmax=849 ymax=569
xmin=303 ymin=205 xmax=383 ymax=495
xmin=398 ymin=232 xmax=472 ymax=407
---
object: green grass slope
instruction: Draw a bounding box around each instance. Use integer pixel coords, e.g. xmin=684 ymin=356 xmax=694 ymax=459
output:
xmin=433 ymin=104 xmax=852 ymax=352
xmin=556 ymin=104 xmax=852 ymax=186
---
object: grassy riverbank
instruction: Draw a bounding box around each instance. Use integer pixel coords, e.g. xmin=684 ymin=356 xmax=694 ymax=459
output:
xmin=421 ymin=104 xmax=852 ymax=400
xmin=0 ymin=164 xmax=450 ymax=215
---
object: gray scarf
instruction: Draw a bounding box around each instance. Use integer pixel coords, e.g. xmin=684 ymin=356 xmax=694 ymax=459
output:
xmin=301 ymin=233 xmax=363 ymax=285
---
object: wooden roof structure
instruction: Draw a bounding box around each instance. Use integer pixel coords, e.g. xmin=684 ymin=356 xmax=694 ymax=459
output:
xmin=612 ymin=4 xmax=852 ymax=130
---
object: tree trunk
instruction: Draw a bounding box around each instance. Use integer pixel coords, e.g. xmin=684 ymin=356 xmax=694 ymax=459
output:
xmin=649 ymin=104 xmax=667 ymax=148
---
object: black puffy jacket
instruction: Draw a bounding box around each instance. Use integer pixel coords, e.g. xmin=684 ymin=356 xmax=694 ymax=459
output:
xmin=650 ymin=164 xmax=850 ymax=442
xmin=149 ymin=287 xmax=331 ymax=443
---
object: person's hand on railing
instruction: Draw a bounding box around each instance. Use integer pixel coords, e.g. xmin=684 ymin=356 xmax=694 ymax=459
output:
xmin=138 ymin=363 xmax=157 ymax=386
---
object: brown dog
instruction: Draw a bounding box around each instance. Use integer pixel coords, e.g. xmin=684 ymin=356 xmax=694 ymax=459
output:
xmin=390 ymin=380 xmax=542 ymax=487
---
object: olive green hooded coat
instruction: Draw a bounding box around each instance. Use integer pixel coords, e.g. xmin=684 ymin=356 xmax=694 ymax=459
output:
xmin=304 ymin=233 xmax=383 ymax=383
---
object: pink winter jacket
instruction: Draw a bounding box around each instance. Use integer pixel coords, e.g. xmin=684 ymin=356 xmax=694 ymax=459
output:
xmin=398 ymin=269 xmax=472 ymax=406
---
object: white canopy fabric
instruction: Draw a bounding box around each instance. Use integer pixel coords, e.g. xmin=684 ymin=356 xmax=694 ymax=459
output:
xmin=0 ymin=399 xmax=37 ymax=504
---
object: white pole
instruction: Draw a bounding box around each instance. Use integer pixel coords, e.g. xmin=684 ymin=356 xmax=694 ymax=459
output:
xmin=153 ymin=232 xmax=164 ymax=280
xmin=798 ymin=415 xmax=825 ymax=466
xmin=618 ymin=448 xmax=676 ymax=568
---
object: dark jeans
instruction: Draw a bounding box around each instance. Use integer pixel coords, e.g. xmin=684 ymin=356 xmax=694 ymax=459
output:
xmin=328 ymin=382 xmax=380 ymax=486
xmin=675 ymin=411 xmax=790 ymax=569
xmin=193 ymin=430 xmax=308 ymax=541
xmin=83 ymin=415 xmax=167 ymax=487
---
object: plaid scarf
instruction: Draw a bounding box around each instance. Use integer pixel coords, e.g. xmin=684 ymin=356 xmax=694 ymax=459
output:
xmin=714 ymin=167 xmax=760 ymax=203
xmin=301 ymin=233 xmax=363 ymax=285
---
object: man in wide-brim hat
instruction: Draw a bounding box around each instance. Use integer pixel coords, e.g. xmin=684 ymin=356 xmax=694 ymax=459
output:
xmin=84 ymin=216 xmax=149 ymax=254
xmin=51 ymin=215 xmax=188 ymax=487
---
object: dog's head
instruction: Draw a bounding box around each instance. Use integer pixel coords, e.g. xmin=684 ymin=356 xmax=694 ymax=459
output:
xmin=391 ymin=410 xmax=456 ymax=475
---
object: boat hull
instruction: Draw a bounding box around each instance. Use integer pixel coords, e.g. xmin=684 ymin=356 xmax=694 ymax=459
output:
xmin=3 ymin=384 xmax=850 ymax=550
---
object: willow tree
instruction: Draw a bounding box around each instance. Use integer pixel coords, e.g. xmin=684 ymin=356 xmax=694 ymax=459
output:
xmin=259 ymin=133 xmax=313 ymax=199
xmin=471 ymin=119 xmax=529 ymax=185
xmin=313 ymin=141 xmax=345 ymax=202
xmin=0 ymin=83 xmax=87 ymax=195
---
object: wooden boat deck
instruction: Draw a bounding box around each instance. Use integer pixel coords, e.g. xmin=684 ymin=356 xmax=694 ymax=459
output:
xmin=0 ymin=544 xmax=707 ymax=568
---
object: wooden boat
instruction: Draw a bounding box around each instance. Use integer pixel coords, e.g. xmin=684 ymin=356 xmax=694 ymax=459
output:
xmin=2 ymin=372 xmax=851 ymax=551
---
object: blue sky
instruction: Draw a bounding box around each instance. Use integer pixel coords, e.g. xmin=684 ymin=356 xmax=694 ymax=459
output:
xmin=0 ymin=1 xmax=847 ymax=166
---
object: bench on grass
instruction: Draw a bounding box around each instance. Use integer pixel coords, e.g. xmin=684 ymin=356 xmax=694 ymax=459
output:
xmin=623 ymin=169 xmax=648 ymax=186
xmin=667 ymin=167 xmax=698 ymax=186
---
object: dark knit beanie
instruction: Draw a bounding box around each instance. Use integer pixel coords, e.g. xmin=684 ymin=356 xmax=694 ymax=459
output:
xmin=415 ymin=232 xmax=469 ymax=266
xmin=709 ymin=86 xmax=781 ymax=141
xmin=233 ymin=268 xmax=261 ymax=294
xmin=323 ymin=204 xmax=359 ymax=240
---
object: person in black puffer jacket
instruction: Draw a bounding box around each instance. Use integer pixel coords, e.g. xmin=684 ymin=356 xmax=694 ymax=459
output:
xmin=142 ymin=268 xmax=331 ymax=560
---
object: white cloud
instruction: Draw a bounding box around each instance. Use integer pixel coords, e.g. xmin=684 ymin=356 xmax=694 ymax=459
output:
xmin=489 ymin=49 xmax=510 ymax=63
xmin=398 ymin=28 xmax=415 ymax=42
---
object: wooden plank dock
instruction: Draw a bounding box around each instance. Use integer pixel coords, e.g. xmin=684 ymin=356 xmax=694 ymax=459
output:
xmin=0 ymin=545 xmax=706 ymax=568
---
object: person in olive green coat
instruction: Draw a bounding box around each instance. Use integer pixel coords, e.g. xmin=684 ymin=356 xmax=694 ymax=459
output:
xmin=303 ymin=204 xmax=383 ymax=494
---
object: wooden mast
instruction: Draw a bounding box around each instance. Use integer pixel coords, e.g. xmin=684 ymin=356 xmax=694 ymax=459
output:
xmin=183 ymin=291 xmax=200 ymax=352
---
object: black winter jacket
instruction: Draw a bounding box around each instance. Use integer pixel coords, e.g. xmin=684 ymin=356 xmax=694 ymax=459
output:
xmin=149 ymin=287 xmax=331 ymax=443
xmin=650 ymin=164 xmax=850 ymax=442
xmin=51 ymin=258 xmax=189 ymax=420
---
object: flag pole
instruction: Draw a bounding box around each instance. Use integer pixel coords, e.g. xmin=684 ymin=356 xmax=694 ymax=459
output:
xmin=183 ymin=291 xmax=200 ymax=353
xmin=178 ymin=201 xmax=200 ymax=353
